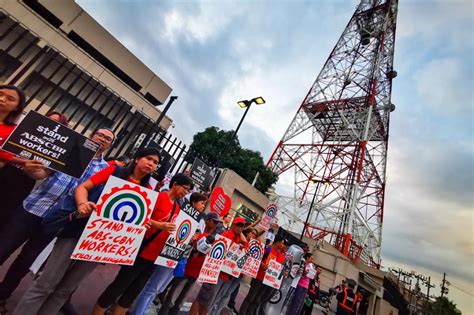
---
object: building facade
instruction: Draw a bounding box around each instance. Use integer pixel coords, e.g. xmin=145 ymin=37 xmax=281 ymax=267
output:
xmin=0 ymin=0 xmax=173 ymax=157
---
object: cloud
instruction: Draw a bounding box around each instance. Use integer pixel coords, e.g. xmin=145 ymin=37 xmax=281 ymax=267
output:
xmin=415 ymin=58 xmax=472 ymax=113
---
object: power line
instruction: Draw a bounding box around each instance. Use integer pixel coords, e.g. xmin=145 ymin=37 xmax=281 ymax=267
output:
xmin=450 ymin=283 xmax=474 ymax=297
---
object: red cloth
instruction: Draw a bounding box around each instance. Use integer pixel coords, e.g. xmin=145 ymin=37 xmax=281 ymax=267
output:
xmin=184 ymin=233 xmax=208 ymax=278
xmin=219 ymin=229 xmax=244 ymax=281
xmin=89 ymin=165 xmax=150 ymax=188
xmin=0 ymin=123 xmax=16 ymax=162
xmin=256 ymin=247 xmax=285 ymax=281
xmin=139 ymin=191 xmax=180 ymax=262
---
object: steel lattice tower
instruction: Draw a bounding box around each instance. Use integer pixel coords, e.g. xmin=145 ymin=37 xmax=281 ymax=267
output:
xmin=267 ymin=0 xmax=398 ymax=267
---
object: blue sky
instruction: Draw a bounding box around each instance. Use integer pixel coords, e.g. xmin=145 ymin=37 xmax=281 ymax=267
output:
xmin=77 ymin=0 xmax=473 ymax=312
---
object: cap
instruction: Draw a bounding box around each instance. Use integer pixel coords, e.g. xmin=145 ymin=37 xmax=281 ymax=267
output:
xmin=206 ymin=212 xmax=223 ymax=222
xmin=233 ymin=217 xmax=247 ymax=225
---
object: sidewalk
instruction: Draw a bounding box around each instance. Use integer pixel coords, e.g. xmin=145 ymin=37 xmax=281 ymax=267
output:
xmin=1 ymin=251 xmax=333 ymax=314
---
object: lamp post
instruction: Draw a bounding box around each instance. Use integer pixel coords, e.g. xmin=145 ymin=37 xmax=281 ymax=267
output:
xmin=231 ymin=96 xmax=266 ymax=140
xmin=214 ymin=97 xmax=265 ymax=170
xmin=300 ymin=178 xmax=330 ymax=240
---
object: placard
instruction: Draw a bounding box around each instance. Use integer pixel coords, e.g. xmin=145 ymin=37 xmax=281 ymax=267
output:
xmin=189 ymin=158 xmax=214 ymax=190
xmin=155 ymin=200 xmax=201 ymax=268
xmin=241 ymin=239 xmax=264 ymax=278
xmin=71 ymin=176 xmax=157 ymax=265
xmin=197 ymin=235 xmax=232 ymax=284
xmin=221 ymin=242 xmax=247 ymax=277
xmin=209 ymin=186 xmax=231 ymax=217
xmin=258 ymin=204 xmax=278 ymax=231
xmin=1 ymin=111 xmax=100 ymax=178
xmin=263 ymin=260 xmax=284 ymax=289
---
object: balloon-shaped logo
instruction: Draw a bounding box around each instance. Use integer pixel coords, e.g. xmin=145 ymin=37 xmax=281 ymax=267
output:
xmin=97 ymin=185 xmax=151 ymax=226
xmin=176 ymin=219 xmax=192 ymax=244
xmin=210 ymin=240 xmax=227 ymax=260
xmin=209 ymin=186 xmax=231 ymax=217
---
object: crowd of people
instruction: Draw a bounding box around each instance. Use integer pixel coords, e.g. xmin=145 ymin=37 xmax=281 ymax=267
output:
xmin=0 ymin=84 xmax=364 ymax=315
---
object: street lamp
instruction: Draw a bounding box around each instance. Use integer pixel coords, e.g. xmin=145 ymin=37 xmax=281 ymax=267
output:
xmin=231 ymin=96 xmax=266 ymax=139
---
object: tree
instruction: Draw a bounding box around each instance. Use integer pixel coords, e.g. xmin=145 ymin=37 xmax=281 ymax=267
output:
xmin=185 ymin=126 xmax=278 ymax=193
xmin=421 ymin=297 xmax=462 ymax=315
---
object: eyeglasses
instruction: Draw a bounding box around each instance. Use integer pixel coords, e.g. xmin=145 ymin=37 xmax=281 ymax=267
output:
xmin=93 ymin=132 xmax=114 ymax=143
xmin=180 ymin=185 xmax=191 ymax=192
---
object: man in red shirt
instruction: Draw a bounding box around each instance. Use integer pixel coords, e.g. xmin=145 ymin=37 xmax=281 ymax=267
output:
xmin=160 ymin=212 xmax=221 ymax=315
xmin=190 ymin=217 xmax=247 ymax=315
xmin=240 ymin=235 xmax=287 ymax=315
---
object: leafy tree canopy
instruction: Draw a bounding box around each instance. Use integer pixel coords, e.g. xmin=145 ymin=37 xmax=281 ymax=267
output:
xmin=185 ymin=126 xmax=278 ymax=193
xmin=422 ymin=296 xmax=462 ymax=315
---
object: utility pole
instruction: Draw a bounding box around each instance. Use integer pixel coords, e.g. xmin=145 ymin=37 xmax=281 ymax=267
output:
xmin=440 ymin=273 xmax=449 ymax=298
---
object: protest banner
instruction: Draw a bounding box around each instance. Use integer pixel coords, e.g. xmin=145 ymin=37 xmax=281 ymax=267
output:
xmin=262 ymin=259 xmax=284 ymax=289
xmin=221 ymin=241 xmax=247 ymax=277
xmin=258 ymin=204 xmax=278 ymax=231
xmin=209 ymin=186 xmax=231 ymax=217
xmin=155 ymin=200 xmax=201 ymax=268
xmin=71 ymin=176 xmax=157 ymax=265
xmin=189 ymin=158 xmax=214 ymax=191
xmin=1 ymin=111 xmax=100 ymax=178
xmin=241 ymin=239 xmax=264 ymax=278
xmin=197 ymin=235 xmax=232 ymax=284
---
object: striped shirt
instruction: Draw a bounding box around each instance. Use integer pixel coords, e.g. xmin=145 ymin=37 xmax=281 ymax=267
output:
xmin=23 ymin=157 xmax=108 ymax=217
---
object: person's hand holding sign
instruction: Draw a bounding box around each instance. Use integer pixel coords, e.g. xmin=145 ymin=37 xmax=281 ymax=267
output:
xmin=77 ymin=201 xmax=96 ymax=218
xmin=23 ymin=159 xmax=51 ymax=180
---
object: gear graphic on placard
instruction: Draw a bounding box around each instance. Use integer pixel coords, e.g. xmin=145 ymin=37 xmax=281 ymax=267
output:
xmin=97 ymin=184 xmax=152 ymax=226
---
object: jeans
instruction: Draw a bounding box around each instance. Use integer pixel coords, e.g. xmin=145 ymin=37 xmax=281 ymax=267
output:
xmin=285 ymin=285 xmax=308 ymax=315
xmin=210 ymin=277 xmax=240 ymax=315
xmin=129 ymin=265 xmax=175 ymax=315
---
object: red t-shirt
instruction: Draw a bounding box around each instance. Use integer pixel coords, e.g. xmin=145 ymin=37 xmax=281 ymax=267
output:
xmin=89 ymin=165 xmax=151 ymax=188
xmin=0 ymin=123 xmax=16 ymax=162
xmin=219 ymin=229 xmax=245 ymax=281
xmin=139 ymin=191 xmax=180 ymax=262
xmin=184 ymin=232 xmax=208 ymax=278
xmin=256 ymin=247 xmax=285 ymax=281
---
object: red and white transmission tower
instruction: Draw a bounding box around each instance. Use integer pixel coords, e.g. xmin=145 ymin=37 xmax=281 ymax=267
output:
xmin=267 ymin=0 xmax=398 ymax=267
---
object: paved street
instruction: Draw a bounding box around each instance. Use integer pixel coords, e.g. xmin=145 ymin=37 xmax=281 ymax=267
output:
xmin=0 ymin=249 xmax=333 ymax=314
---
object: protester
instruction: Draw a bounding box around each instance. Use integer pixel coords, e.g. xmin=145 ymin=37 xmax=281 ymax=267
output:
xmin=159 ymin=211 xmax=219 ymax=315
xmin=0 ymin=126 xmax=114 ymax=314
xmin=300 ymin=266 xmax=321 ymax=315
xmin=239 ymin=235 xmax=287 ymax=315
xmin=285 ymin=253 xmax=316 ymax=315
xmin=0 ymin=84 xmax=27 ymax=226
xmin=189 ymin=217 xmax=247 ymax=315
xmin=211 ymin=227 xmax=259 ymax=315
xmin=336 ymin=279 xmax=357 ymax=315
xmin=91 ymin=173 xmax=192 ymax=315
xmin=0 ymin=108 xmax=69 ymax=228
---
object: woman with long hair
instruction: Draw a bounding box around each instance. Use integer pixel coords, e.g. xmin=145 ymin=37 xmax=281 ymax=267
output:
xmin=14 ymin=147 xmax=161 ymax=315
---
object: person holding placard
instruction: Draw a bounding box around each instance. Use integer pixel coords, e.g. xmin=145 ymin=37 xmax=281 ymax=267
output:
xmin=189 ymin=217 xmax=247 ymax=315
xmin=0 ymin=126 xmax=114 ymax=315
xmin=239 ymin=235 xmax=287 ymax=315
xmin=285 ymin=253 xmax=316 ymax=315
xmin=211 ymin=227 xmax=258 ymax=315
xmin=159 ymin=211 xmax=220 ymax=315
xmin=92 ymin=173 xmax=192 ymax=315
xmin=13 ymin=147 xmax=159 ymax=315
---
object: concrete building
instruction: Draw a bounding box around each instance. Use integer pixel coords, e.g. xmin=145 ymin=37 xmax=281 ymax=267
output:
xmin=0 ymin=0 xmax=173 ymax=156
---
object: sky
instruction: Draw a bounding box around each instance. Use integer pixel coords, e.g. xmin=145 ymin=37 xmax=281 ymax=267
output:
xmin=76 ymin=0 xmax=473 ymax=312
